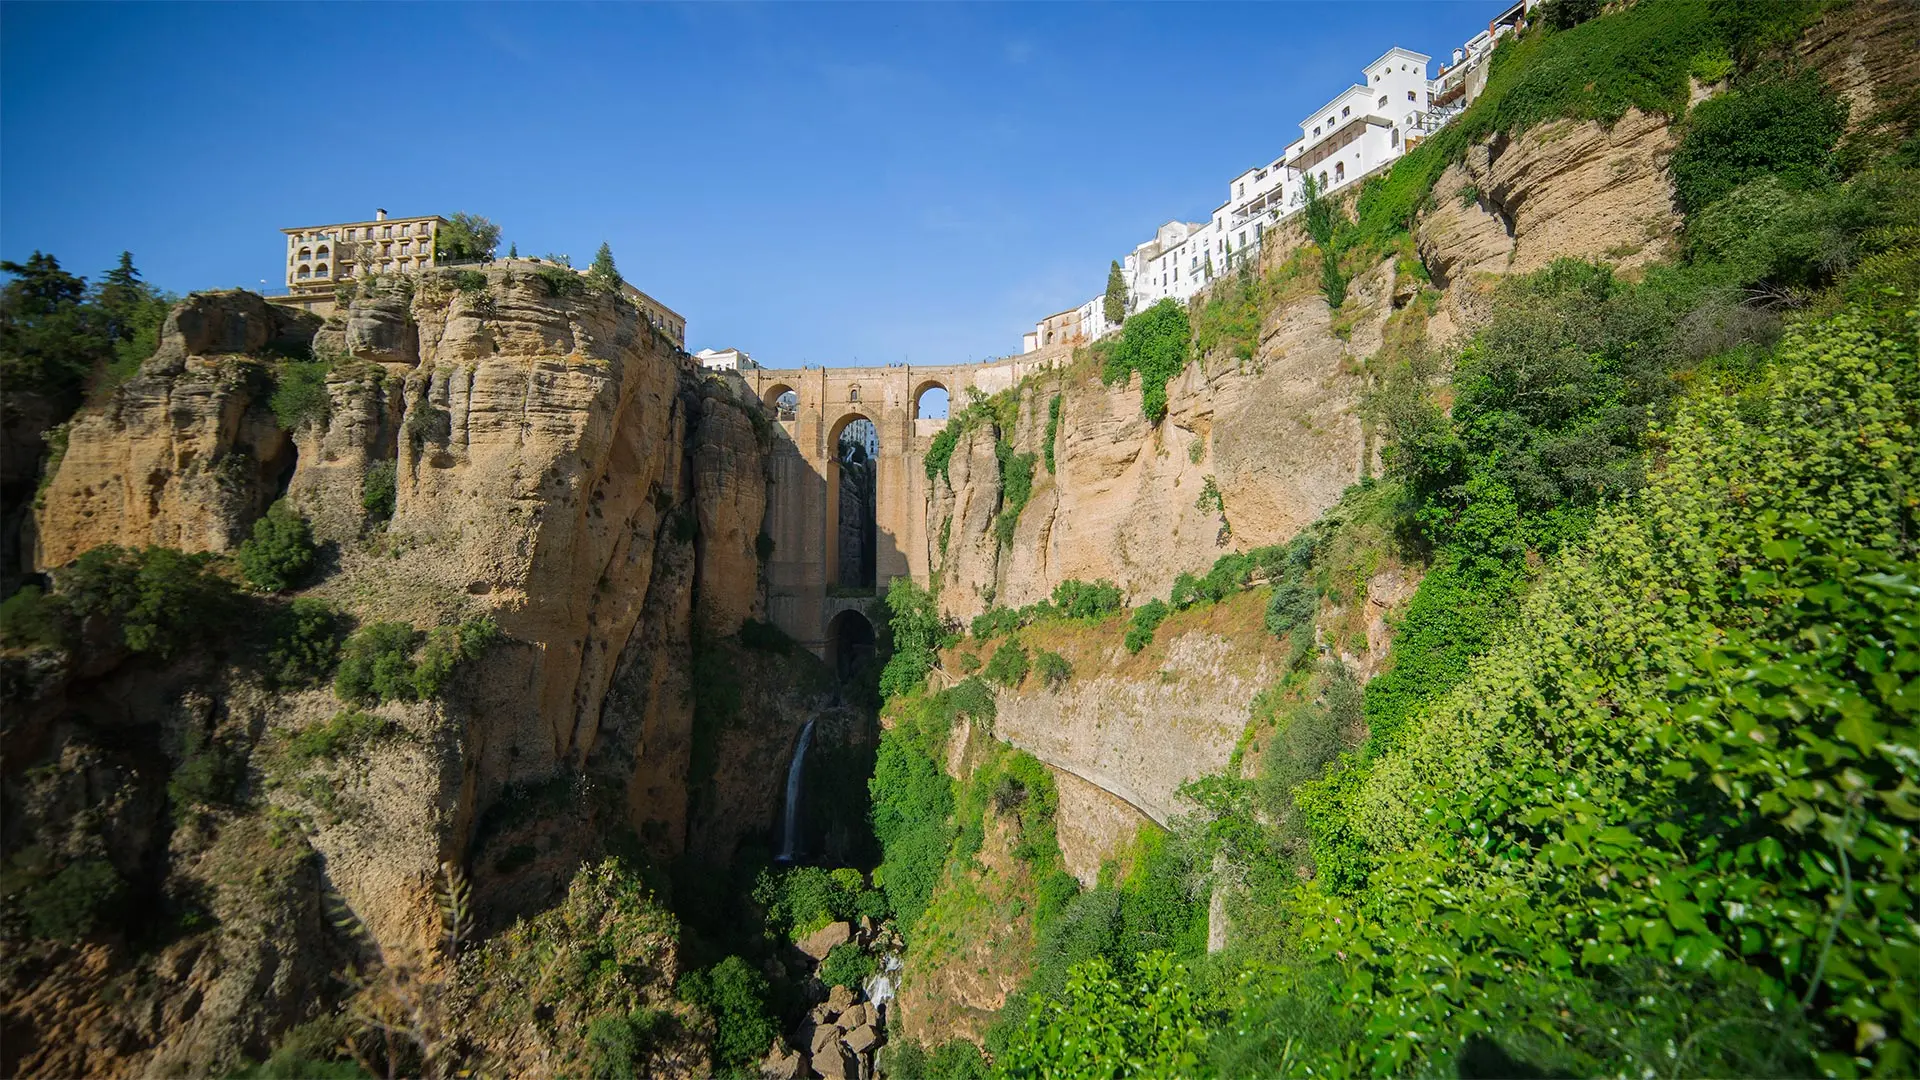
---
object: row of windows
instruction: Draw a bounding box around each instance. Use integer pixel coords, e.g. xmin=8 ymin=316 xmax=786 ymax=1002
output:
xmin=288 ymin=221 xmax=435 ymax=245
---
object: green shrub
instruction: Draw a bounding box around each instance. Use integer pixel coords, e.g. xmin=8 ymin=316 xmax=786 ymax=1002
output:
xmin=1263 ymin=580 xmax=1317 ymax=641
xmin=879 ymin=578 xmax=940 ymax=699
xmin=1050 ymin=579 xmax=1123 ymax=620
xmin=269 ymin=360 xmax=331 ymax=431
xmin=3 ymin=853 xmax=125 ymax=943
xmin=412 ymin=616 xmax=500 ymax=698
xmin=237 ymin=501 xmax=317 ymax=593
xmin=360 ymin=460 xmax=397 ymax=524
xmin=820 ymin=941 xmax=877 ymax=989
xmin=332 ymin=621 xmax=421 ymax=704
xmin=994 ymin=442 xmax=1037 ymax=547
xmin=995 ymin=953 xmax=1209 ymax=1078
xmin=169 ymin=724 xmax=244 ymax=809
xmin=1672 ymin=69 xmax=1847 ymax=214
xmin=1123 ymin=599 xmax=1169 ymax=654
xmin=870 ymin=693 xmax=960 ymax=933
xmin=264 ymin=597 xmax=344 ymax=687
xmin=678 ymin=955 xmax=778 ymax=1068
xmin=534 ymin=265 xmax=586 ymax=298
xmin=403 ymin=403 xmax=451 ymax=447
xmin=755 ymin=865 xmax=860 ymax=939
xmin=1035 ymin=650 xmax=1072 ymax=692
xmin=1043 ymin=393 xmax=1063 ymax=473
xmin=281 ymin=710 xmax=395 ymax=768
xmin=585 ymin=1009 xmax=666 ymax=1080
xmin=454 ymin=270 xmax=489 ymax=294
xmin=0 ymin=585 xmax=67 ymax=649
xmin=984 ymin=639 xmax=1029 ymax=688
xmin=924 ymin=424 xmax=961 ymax=483
xmin=1101 ymin=300 xmax=1191 ymax=423
xmin=57 ymin=544 xmax=233 ymax=656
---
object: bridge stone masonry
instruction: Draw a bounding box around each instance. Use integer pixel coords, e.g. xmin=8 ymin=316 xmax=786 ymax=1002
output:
xmin=742 ymin=344 xmax=1071 ymax=663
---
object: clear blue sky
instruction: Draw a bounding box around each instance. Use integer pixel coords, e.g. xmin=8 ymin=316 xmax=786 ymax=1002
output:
xmin=3 ymin=2 xmax=1495 ymax=369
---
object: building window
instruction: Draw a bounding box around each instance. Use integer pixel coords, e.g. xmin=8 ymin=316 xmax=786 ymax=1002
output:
xmin=315 ymin=262 xmax=328 ymax=276
xmin=297 ymin=264 xmax=311 ymax=279
xmin=1326 ymin=114 xmax=1335 ymax=126
xmin=1408 ymin=90 xmax=1417 ymax=101
xmin=1341 ymin=106 xmax=1351 ymax=118
xmin=1392 ymin=128 xmax=1400 ymax=147
xmin=382 ymin=225 xmax=393 ymax=238
xmin=1312 ymin=126 xmax=1320 ymax=137
xmin=1335 ymin=161 xmax=1345 ymax=181
xmin=848 ymin=384 xmax=860 ymax=403
xmin=1378 ymin=95 xmax=1388 ymax=107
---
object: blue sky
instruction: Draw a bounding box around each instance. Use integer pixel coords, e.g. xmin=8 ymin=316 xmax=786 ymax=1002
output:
xmin=3 ymin=2 xmax=1495 ymax=369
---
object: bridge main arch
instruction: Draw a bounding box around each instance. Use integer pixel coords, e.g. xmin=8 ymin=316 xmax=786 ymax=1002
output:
xmin=741 ymin=353 xmax=1060 ymax=658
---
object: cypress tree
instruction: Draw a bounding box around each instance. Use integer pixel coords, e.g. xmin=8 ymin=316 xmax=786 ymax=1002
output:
xmin=1103 ymin=260 xmax=1127 ymax=327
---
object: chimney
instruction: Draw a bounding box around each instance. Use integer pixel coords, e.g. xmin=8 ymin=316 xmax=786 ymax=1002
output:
xmin=375 ymin=208 xmax=388 ymax=221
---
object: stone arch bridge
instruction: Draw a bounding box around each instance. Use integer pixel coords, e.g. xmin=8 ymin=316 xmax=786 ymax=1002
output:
xmin=742 ymin=348 xmax=1066 ymax=660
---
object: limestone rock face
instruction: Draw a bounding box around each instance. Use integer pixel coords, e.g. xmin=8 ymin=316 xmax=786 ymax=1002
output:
xmin=692 ymin=390 xmax=769 ymax=635
xmin=32 ymin=360 xmax=296 ymax=568
xmin=147 ymin=290 xmax=320 ymax=375
xmin=928 ymin=263 xmax=1390 ymax=620
xmin=1800 ymin=0 xmax=1920 ymax=137
xmin=1417 ymin=107 xmax=1681 ymax=295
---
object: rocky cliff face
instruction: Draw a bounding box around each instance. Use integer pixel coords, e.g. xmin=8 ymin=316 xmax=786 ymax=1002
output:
xmin=7 ymin=268 xmax=794 ymax=1076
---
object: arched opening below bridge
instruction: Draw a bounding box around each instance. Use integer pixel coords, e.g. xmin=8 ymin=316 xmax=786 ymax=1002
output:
xmin=763 ymin=382 xmax=798 ymax=422
xmin=830 ymin=413 xmax=878 ymax=591
xmin=913 ymin=381 xmax=949 ymax=420
xmin=825 ymin=608 xmax=877 ymax=684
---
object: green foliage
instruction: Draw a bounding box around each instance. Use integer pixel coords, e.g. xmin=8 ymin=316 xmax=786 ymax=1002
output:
xmin=984 ymin=639 xmax=1028 ymax=688
xmin=1273 ymin=304 xmax=1920 ymax=1075
xmin=1 ymin=252 xmax=108 ymax=401
xmin=435 ymin=212 xmax=501 ymax=261
xmin=870 ymin=689 xmax=966 ymax=935
xmin=0 ymin=585 xmax=64 ymax=649
xmin=169 ymin=723 xmax=244 ymax=809
xmin=1103 ymin=261 xmax=1128 ymax=329
xmin=269 ymin=360 xmax=331 ymax=431
xmin=679 ymin=955 xmax=779 ymax=1069
xmin=360 ymin=460 xmax=397 ymax=524
xmin=56 ymin=544 xmax=233 ymax=657
xmin=0 ymin=853 xmax=125 ymax=943
xmin=880 ymin=577 xmax=941 ymax=699
xmin=754 ymin=865 xmax=861 ymax=940
xmin=1122 ymin=599 xmax=1168 ymax=654
xmin=1684 ymin=166 xmax=1920 ymax=293
xmin=262 ymin=597 xmax=342 ymax=686
xmin=994 ymin=952 xmax=1210 ymax=1079
xmin=237 ymin=501 xmax=317 ymax=592
xmin=1302 ymin=174 xmax=1350 ymax=310
xmin=587 ymin=242 xmax=622 ymax=293
xmin=454 ymin=270 xmax=489 ymax=294
xmin=1043 ymin=393 xmax=1062 ymax=474
xmin=1051 ymin=579 xmax=1123 ymax=620
xmin=535 ymin=265 xmax=587 ymax=298
xmin=1100 ymin=299 xmax=1190 ymax=423
xmin=924 ymin=424 xmax=962 ymax=484
xmin=1035 ymin=650 xmax=1072 ymax=692
xmin=332 ymin=621 xmax=421 ymax=704
xmin=280 ymin=710 xmax=396 ymax=769
xmin=994 ymin=441 xmax=1037 ymax=547
xmin=820 ymin=941 xmax=877 ymax=989
xmin=586 ymin=1009 xmax=667 ymax=1080
xmin=1672 ymin=69 xmax=1848 ymax=215
xmin=1191 ymin=260 xmax=1264 ymax=364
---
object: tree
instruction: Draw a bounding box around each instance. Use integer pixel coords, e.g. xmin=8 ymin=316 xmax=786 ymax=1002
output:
xmin=587 ymin=242 xmax=621 ymax=292
xmin=0 ymin=251 xmax=106 ymax=399
xmin=507 ymin=242 xmax=518 ymax=259
xmin=93 ymin=252 xmax=171 ymax=379
xmin=1103 ymin=261 xmax=1127 ymax=327
xmin=434 ymin=213 xmax=501 ymax=262
xmin=237 ymin=500 xmax=318 ymax=592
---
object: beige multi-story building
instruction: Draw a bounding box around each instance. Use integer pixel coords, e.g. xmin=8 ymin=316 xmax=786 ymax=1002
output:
xmin=282 ymin=209 xmax=446 ymax=297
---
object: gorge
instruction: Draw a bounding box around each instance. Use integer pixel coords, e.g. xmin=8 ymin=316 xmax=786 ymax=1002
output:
xmin=3 ymin=1 xmax=1919 ymax=1077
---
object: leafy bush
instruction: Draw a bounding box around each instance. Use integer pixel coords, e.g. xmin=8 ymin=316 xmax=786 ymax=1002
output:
xmin=269 ymin=360 xmax=331 ymax=431
xmin=754 ymin=865 xmax=861 ymax=939
xmin=169 ymin=724 xmax=244 ymax=809
xmin=1263 ymin=580 xmax=1317 ymax=641
xmin=984 ymin=639 xmax=1028 ymax=688
xmin=435 ymin=212 xmax=501 ymax=262
xmin=585 ymin=1009 xmax=667 ymax=1080
xmin=678 ymin=955 xmax=778 ymax=1069
xmin=995 ymin=952 xmax=1210 ymax=1079
xmin=360 ymin=460 xmax=397 ymax=524
xmin=820 ymin=941 xmax=876 ymax=990
xmin=994 ymin=441 xmax=1037 ymax=548
xmin=280 ymin=710 xmax=395 ymax=769
xmin=1101 ymin=300 xmax=1190 ymax=423
xmin=237 ymin=501 xmax=317 ymax=593
xmin=924 ymin=424 xmax=961 ymax=484
xmin=1672 ymin=69 xmax=1847 ymax=215
xmin=870 ymin=692 xmax=960 ymax=933
xmin=1043 ymin=393 xmax=1063 ymax=473
xmin=534 ymin=265 xmax=586 ymax=298
xmin=1122 ymin=599 xmax=1169 ymax=654
xmin=1050 ymin=578 xmax=1123 ymax=620
xmin=56 ymin=544 xmax=233 ymax=656
xmin=0 ymin=585 xmax=65 ymax=649
xmin=1035 ymin=651 xmax=1072 ymax=691
xmin=413 ymin=617 xmax=500 ymax=698
xmin=454 ymin=270 xmax=489 ymax=294
xmin=332 ymin=621 xmax=421 ymax=704
xmin=879 ymin=578 xmax=940 ymax=699
xmin=263 ymin=597 xmax=344 ymax=687
xmin=3 ymin=854 xmax=125 ymax=942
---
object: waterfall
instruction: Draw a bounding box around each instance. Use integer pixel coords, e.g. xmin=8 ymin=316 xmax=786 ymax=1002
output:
xmin=778 ymin=719 xmax=816 ymax=863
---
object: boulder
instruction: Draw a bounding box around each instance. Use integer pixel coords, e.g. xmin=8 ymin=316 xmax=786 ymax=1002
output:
xmin=799 ymin=921 xmax=853 ymax=961
xmin=810 ymin=1046 xmax=854 ymax=1080
xmin=840 ymin=1002 xmax=872 ymax=1030
xmin=825 ymin=983 xmax=856 ymax=1014
xmin=810 ymin=1022 xmax=841 ymax=1055
xmin=844 ymin=1024 xmax=880 ymax=1056
xmin=761 ymin=1039 xmax=803 ymax=1080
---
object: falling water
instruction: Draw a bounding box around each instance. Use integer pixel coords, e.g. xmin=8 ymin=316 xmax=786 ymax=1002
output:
xmin=778 ymin=719 xmax=816 ymax=863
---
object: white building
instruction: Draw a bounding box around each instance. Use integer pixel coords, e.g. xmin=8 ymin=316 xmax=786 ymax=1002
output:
xmin=1018 ymin=2 xmax=1534 ymax=350
xmin=695 ymin=347 xmax=756 ymax=371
